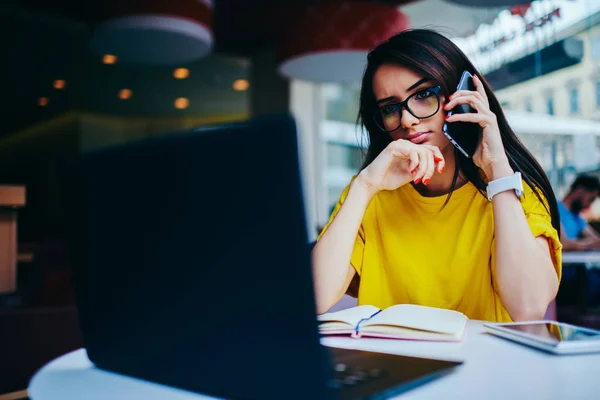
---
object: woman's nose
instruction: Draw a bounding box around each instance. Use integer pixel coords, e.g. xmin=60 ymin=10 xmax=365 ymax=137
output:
xmin=400 ymin=108 xmax=419 ymax=129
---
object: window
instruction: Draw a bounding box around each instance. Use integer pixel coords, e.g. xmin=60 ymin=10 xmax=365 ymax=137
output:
xmin=570 ymin=88 xmax=579 ymax=114
xmin=326 ymin=143 xmax=363 ymax=170
xmin=596 ymin=81 xmax=600 ymax=107
xmin=323 ymin=83 xmax=360 ymax=124
xmin=500 ymin=101 xmax=510 ymax=110
xmin=592 ymin=35 xmax=600 ymax=60
xmin=324 ymin=143 xmax=364 ymax=210
xmin=525 ymin=98 xmax=533 ymax=113
xmin=547 ymin=96 xmax=554 ymax=115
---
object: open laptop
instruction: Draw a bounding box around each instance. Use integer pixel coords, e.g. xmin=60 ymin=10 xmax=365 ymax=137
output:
xmin=58 ymin=114 xmax=461 ymax=399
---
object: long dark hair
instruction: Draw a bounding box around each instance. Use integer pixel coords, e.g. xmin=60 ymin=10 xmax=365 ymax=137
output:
xmin=358 ymin=29 xmax=560 ymax=236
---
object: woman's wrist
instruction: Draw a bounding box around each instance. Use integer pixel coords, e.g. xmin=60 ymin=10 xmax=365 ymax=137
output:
xmin=485 ymin=158 xmax=514 ymax=182
xmin=354 ymin=171 xmax=379 ymax=199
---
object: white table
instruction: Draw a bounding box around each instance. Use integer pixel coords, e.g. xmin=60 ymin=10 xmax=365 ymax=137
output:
xmin=562 ymin=251 xmax=600 ymax=266
xmin=29 ymin=321 xmax=600 ymax=400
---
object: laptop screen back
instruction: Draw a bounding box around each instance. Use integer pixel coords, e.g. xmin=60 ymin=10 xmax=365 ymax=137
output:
xmin=59 ymin=114 xmax=332 ymax=399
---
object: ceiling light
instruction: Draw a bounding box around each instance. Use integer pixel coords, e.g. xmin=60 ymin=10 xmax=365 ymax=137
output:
xmin=232 ymin=79 xmax=249 ymax=91
xmin=103 ymin=54 xmax=117 ymax=64
xmin=38 ymin=97 xmax=49 ymax=106
xmin=119 ymin=89 xmax=132 ymax=100
xmin=174 ymin=97 xmax=189 ymax=109
xmin=173 ymin=68 xmax=190 ymax=79
xmin=53 ymin=80 xmax=66 ymax=89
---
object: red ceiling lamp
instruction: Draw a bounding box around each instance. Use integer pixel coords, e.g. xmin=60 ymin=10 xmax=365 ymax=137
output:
xmin=89 ymin=0 xmax=214 ymax=65
xmin=510 ymin=3 xmax=531 ymax=17
xmin=277 ymin=2 xmax=410 ymax=83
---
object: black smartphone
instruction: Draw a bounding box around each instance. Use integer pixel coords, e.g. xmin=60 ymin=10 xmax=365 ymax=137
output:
xmin=442 ymin=70 xmax=481 ymax=158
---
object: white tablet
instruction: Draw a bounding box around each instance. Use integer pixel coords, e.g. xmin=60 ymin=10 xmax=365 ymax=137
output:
xmin=484 ymin=320 xmax=600 ymax=355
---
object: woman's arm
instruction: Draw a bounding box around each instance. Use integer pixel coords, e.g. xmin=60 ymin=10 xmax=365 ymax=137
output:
xmin=490 ymin=165 xmax=559 ymax=321
xmin=445 ymin=75 xmax=558 ymax=321
xmin=311 ymin=175 xmax=374 ymax=314
xmin=311 ymin=140 xmax=444 ymax=314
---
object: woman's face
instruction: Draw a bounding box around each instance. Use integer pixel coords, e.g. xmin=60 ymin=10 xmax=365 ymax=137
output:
xmin=372 ymin=64 xmax=451 ymax=153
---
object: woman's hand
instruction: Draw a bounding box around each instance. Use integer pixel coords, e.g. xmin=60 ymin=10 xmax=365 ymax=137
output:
xmin=359 ymin=139 xmax=445 ymax=194
xmin=443 ymin=74 xmax=513 ymax=180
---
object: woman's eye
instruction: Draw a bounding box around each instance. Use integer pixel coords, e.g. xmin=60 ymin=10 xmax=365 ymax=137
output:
xmin=381 ymin=106 xmax=396 ymax=116
xmin=415 ymin=90 xmax=433 ymax=100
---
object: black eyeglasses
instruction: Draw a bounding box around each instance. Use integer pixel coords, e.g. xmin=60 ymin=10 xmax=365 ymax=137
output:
xmin=373 ymin=86 xmax=442 ymax=133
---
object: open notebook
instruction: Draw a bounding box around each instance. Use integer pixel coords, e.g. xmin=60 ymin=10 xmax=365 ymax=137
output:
xmin=318 ymin=304 xmax=468 ymax=342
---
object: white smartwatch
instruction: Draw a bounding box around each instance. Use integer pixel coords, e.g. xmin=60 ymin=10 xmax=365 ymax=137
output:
xmin=486 ymin=171 xmax=524 ymax=201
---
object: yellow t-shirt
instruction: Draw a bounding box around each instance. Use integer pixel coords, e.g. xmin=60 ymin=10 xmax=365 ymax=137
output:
xmin=318 ymin=178 xmax=562 ymax=322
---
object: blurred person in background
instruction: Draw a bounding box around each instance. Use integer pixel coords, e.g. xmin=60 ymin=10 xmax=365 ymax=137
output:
xmin=312 ymin=29 xmax=562 ymax=322
xmin=558 ymin=174 xmax=600 ymax=308
xmin=559 ymin=174 xmax=600 ymax=251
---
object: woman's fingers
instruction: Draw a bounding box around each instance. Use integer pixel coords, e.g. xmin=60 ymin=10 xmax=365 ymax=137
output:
xmin=413 ymin=149 xmax=429 ymax=184
xmin=449 ymin=79 xmax=489 ymax=108
xmin=445 ymin=111 xmax=494 ymax=128
xmin=423 ymin=150 xmax=436 ymax=184
xmin=408 ymin=149 xmax=420 ymax=176
xmin=472 ymin=75 xmax=489 ymax=107
xmin=444 ymin=94 xmax=487 ymax=114
xmin=390 ymin=140 xmax=444 ymax=183
xmin=425 ymin=145 xmax=445 ymax=174
xmin=415 ymin=146 xmax=445 ymax=184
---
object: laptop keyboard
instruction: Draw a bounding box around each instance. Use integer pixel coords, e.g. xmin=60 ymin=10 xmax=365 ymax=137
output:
xmin=323 ymin=346 xmax=460 ymax=399
xmin=327 ymin=362 xmax=385 ymax=390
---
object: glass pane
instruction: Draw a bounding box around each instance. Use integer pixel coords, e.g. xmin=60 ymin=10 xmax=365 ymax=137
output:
xmin=570 ymin=88 xmax=579 ymax=114
xmin=323 ymin=82 xmax=361 ymax=124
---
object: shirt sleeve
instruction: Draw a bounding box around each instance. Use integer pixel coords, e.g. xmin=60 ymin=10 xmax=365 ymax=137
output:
xmin=491 ymin=182 xmax=563 ymax=289
xmin=317 ymin=177 xmax=366 ymax=276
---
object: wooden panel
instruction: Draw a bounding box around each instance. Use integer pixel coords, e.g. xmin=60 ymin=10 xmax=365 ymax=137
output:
xmin=0 ymin=212 xmax=17 ymax=294
xmin=0 ymin=186 xmax=25 ymax=208
xmin=0 ymin=389 xmax=28 ymax=400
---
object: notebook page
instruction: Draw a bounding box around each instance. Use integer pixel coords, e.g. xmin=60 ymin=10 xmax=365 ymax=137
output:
xmin=317 ymin=305 xmax=381 ymax=328
xmin=361 ymin=304 xmax=467 ymax=335
xmin=358 ymin=325 xmax=452 ymax=340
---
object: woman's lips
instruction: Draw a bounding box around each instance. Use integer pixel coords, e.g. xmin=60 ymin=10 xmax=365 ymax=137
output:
xmin=408 ymin=132 xmax=431 ymax=144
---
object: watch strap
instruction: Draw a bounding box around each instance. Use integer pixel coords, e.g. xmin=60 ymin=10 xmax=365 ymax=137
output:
xmin=487 ymin=171 xmax=524 ymax=201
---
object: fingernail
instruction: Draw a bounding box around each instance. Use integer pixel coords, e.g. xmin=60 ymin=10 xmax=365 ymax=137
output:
xmin=410 ymin=168 xmax=416 ymax=174
xmin=423 ymin=178 xmax=430 ymax=185
xmin=445 ymin=115 xmax=451 ymax=120
xmin=414 ymin=178 xmax=421 ymax=184
xmin=434 ymin=156 xmax=442 ymax=162
xmin=449 ymin=94 xmax=454 ymax=100
xmin=440 ymin=166 xmax=445 ymax=173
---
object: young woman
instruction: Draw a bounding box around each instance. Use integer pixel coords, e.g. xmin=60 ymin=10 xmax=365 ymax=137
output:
xmin=312 ymin=29 xmax=562 ymax=322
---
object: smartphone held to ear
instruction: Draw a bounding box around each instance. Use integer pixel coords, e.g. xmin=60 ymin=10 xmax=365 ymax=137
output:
xmin=442 ymin=71 xmax=482 ymax=158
